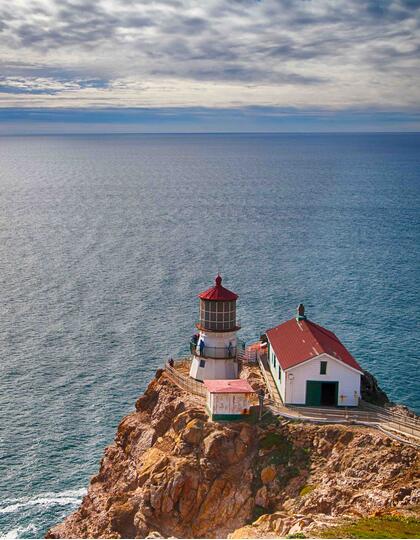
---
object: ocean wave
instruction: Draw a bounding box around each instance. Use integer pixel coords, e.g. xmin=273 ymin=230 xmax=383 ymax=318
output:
xmin=0 ymin=524 xmax=37 ymax=539
xmin=0 ymin=489 xmax=86 ymax=515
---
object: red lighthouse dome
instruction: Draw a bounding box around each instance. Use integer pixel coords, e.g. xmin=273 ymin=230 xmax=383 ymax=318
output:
xmin=198 ymin=274 xmax=238 ymax=301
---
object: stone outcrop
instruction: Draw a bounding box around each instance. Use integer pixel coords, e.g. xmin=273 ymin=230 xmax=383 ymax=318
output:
xmin=47 ymin=368 xmax=419 ymax=539
xmin=361 ymin=369 xmax=390 ymax=406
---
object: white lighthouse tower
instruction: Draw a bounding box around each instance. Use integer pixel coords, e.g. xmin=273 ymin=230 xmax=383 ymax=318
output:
xmin=189 ymin=275 xmax=240 ymax=381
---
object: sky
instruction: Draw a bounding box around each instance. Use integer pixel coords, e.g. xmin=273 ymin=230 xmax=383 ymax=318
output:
xmin=0 ymin=0 xmax=419 ymax=133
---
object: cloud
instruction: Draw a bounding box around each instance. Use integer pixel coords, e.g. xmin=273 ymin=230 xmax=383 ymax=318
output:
xmin=0 ymin=76 xmax=109 ymax=94
xmin=0 ymin=0 xmax=418 ymax=110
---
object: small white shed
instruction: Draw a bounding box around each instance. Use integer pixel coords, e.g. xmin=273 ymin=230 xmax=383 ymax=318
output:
xmin=203 ymin=379 xmax=256 ymax=421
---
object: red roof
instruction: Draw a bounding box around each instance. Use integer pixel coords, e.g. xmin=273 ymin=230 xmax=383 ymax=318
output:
xmin=266 ymin=318 xmax=363 ymax=372
xmin=199 ymin=275 xmax=238 ymax=301
xmin=203 ymin=379 xmax=255 ymax=393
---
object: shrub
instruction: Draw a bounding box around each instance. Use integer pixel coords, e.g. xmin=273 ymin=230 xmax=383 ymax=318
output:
xmin=300 ymin=484 xmax=316 ymax=497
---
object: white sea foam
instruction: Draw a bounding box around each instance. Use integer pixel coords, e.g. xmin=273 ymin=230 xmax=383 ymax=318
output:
xmin=0 ymin=524 xmax=37 ymax=539
xmin=0 ymin=489 xmax=86 ymax=515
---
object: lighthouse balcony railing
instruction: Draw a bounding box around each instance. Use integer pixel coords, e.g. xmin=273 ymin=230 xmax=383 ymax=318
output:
xmin=190 ymin=341 xmax=240 ymax=359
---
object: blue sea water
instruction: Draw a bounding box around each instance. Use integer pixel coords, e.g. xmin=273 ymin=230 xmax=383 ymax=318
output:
xmin=0 ymin=133 xmax=419 ymax=538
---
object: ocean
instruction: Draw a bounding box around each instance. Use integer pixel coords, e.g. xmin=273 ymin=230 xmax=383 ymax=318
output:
xmin=0 ymin=133 xmax=419 ymax=538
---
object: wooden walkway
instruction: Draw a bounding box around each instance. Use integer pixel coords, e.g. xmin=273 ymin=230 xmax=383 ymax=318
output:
xmin=163 ymin=357 xmax=420 ymax=448
xmin=256 ymin=350 xmax=286 ymax=409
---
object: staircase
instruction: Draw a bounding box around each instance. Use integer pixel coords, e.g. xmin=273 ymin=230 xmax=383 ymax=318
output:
xmin=256 ymin=351 xmax=285 ymax=409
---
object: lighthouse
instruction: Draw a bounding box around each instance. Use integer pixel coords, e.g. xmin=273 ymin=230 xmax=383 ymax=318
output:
xmin=189 ymin=275 xmax=240 ymax=381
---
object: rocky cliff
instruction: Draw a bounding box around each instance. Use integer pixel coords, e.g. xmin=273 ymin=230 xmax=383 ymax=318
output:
xmin=47 ymin=369 xmax=419 ymax=539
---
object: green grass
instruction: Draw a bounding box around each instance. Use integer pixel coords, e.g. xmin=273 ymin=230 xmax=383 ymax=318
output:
xmin=318 ymin=515 xmax=420 ymax=538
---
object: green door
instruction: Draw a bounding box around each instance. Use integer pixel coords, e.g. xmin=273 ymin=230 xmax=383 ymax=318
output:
xmin=306 ymin=381 xmax=322 ymax=406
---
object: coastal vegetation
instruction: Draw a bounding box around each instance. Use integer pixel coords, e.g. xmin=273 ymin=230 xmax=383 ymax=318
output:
xmin=299 ymin=485 xmax=317 ymax=497
xmin=317 ymin=513 xmax=420 ymax=538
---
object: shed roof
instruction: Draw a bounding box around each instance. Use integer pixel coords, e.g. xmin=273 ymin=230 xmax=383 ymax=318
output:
xmin=266 ymin=318 xmax=363 ymax=373
xmin=203 ymin=379 xmax=255 ymax=394
xmin=199 ymin=274 xmax=238 ymax=301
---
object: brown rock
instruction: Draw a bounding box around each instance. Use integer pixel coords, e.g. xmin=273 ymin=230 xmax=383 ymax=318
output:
xmin=255 ymin=485 xmax=269 ymax=507
xmin=239 ymin=424 xmax=253 ymax=445
xmin=109 ymin=501 xmax=136 ymax=537
xmin=181 ymin=419 xmax=205 ymax=445
xmin=261 ymin=465 xmax=277 ymax=484
xmin=46 ymin=364 xmax=420 ymax=540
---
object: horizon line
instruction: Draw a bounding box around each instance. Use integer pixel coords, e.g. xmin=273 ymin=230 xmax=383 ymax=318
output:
xmin=2 ymin=130 xmax=420 ymax=137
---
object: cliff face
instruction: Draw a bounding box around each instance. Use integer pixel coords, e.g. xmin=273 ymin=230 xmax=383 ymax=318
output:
xmin=361 ymin=369 xmax=390 ymax=407
xmin=47 ymin=369 xmax=419 ymax=539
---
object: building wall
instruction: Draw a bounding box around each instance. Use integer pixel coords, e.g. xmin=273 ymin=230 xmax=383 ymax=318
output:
xmin=284 ymin=353 xmax=361 ymax=406
xmin=267 ymin=339 xmax=361 ymax=406
xmin=190 ymin=356 xmax=237 ymax=381
xmin=267 ymin=342 xmax=286 ymax=401
xmin=208 ymin=392 xmax=252 ymax=415
xmin=190 ymin=329 xmax=238 ymax=381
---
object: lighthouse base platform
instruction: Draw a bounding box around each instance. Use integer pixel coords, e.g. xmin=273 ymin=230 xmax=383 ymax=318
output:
xmin=189 ymin=355 xmax=238 ymax=381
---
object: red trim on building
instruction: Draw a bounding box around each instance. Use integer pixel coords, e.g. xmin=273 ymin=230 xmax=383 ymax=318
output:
xmin=266 ymin=318 xmax=363 ymax=372
xmin=199 ymin=275 xmax=238 ymax=301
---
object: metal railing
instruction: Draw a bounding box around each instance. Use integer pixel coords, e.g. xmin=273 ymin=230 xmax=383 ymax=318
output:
xmin=359 ymin=401 xmax=420 ymax=440
xmin=243 ymin=347 xmax=258 ymax=364
xmin=189 ymin=338 xmax=246 ymax=360
xmin=361 ymin=400 xmax=420 ymax=425
xmin=190 ymin=341 xmax=237 ymax=359
xmin=165 ymin=361 xmax=206 ymax=398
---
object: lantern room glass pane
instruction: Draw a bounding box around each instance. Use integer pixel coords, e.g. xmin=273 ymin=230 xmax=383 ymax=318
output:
xmin=199 ymin=298 xmax=237 ymax=331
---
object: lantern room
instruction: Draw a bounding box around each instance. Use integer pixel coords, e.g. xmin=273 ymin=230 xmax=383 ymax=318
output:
xmin=197 ymin=275 xmax=240 ymax=333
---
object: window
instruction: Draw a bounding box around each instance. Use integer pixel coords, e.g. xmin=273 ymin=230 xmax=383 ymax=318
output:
xmin=320 ymin=361 xmax=327 ymax=375
xmin=278 ymin=366 xmax=281 ymax=381
xmin=199 ymin=299 xmax=236 ymax=331
xmin=199 ymin=359 xmax=206 ymax=368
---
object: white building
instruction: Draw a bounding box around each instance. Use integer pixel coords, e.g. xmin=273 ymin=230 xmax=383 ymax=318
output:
xmin=189 ymin=275 xmax=241 ymax=381
xmin=265 ymin=304 xmax=363 ymax=407
xmin=204 ymin=379 xmax=255 ymax=421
